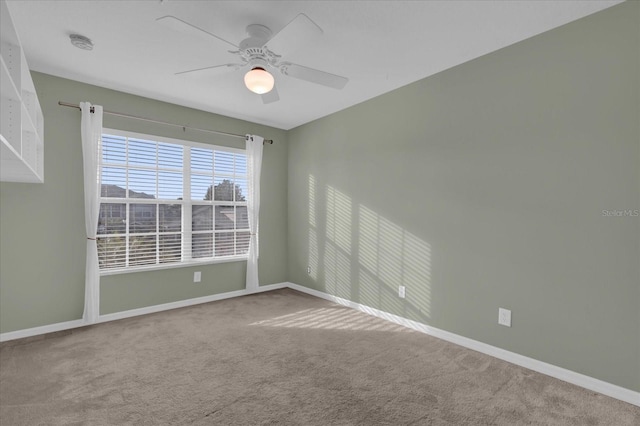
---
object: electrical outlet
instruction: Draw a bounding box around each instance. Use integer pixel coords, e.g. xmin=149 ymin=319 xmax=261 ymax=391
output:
xmin=307 ymin=266 xmax=311 ymax=275
xmin=193 ymin=271 xmax=201 ymax=283
xmin=498 ymin=308 xmax=511 ymax=327
xmin=398 ymin=286 xmax=406 ymax=298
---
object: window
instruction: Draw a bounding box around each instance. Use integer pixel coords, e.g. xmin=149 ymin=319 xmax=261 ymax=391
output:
xmin=97 ymin=129 xmax=250 ymax=273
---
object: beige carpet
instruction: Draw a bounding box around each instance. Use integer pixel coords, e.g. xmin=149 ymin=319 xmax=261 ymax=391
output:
xmin=0 ymin=288 xmax=637 ymax=425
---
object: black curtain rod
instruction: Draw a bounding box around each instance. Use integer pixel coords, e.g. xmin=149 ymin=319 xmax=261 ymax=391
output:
xmin=58 ymin=101 xmax=274 ymax=144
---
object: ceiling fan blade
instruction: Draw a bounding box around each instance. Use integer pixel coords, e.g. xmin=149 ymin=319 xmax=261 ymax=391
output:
xmin=265 ymin=13 xmax=322 ymax=56
xmin=261 ymin=85 xmax=279 ymax=104
xmin=280 ymin=63 xmax=348 ymax=90
xmin=175 ymin=63 xmax=242 ymax=76
xmin=156 ymin=15 xmax=238 ymax=49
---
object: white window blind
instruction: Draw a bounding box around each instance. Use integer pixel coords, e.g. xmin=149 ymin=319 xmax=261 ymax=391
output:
xmin=97 ymin=130 xmax=250 ymax=272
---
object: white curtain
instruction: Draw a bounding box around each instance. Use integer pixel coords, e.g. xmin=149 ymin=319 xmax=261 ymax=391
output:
xmin=80 ymin=102 xmax=103 ymax=323
xmin=245 ymin=134 xmax=264 ymax=291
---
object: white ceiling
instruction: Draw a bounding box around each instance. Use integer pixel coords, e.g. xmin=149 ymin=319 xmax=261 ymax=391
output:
xmin=6 ymin=0 xmax=622 ymax=130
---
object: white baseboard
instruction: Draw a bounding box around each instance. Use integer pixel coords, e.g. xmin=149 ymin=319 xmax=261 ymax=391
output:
xmin=286 ymin=282 xmax=640 ymax=407
xmin=0 ymin=319 xmax=87 ymax=343
xmin=98 ymin=282 xmax=287 ymax=323
xmin=0 ymin=283 xmax=287 ymax=343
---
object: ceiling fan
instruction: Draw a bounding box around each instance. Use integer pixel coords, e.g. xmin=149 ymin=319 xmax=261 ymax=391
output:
xmin=156 ymin=13 xmax=349 ymax=104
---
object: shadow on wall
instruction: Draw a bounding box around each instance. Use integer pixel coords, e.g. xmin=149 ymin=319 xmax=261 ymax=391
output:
xmin=306 ymin=174 xmax=432 ymax=323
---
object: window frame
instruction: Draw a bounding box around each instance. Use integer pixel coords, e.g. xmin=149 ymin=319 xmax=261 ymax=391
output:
xmin=98 ymin=128 xmax=250 ymax=276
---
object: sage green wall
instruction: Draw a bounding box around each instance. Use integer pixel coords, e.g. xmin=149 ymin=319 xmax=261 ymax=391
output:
xmin=288 ymin=2 xmax=639 ymax=392
xmin=0 ymin=73 xmax=288 ymax=329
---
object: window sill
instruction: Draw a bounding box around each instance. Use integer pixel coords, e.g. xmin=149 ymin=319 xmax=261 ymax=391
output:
xmin=99 ymin=255 xmax=248 ymax=276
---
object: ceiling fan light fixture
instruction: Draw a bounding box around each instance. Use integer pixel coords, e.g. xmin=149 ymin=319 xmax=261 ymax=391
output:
xmin=244 ymin=67 xmax=274 ymax=94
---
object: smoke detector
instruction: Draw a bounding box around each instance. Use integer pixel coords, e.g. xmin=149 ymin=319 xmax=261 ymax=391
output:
xmin=69 ymin=34 xmax=93 ymax=50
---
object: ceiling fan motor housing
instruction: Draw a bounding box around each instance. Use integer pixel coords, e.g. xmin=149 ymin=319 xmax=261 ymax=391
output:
xmin=237 ymin=24 xmax=280 ymax=68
